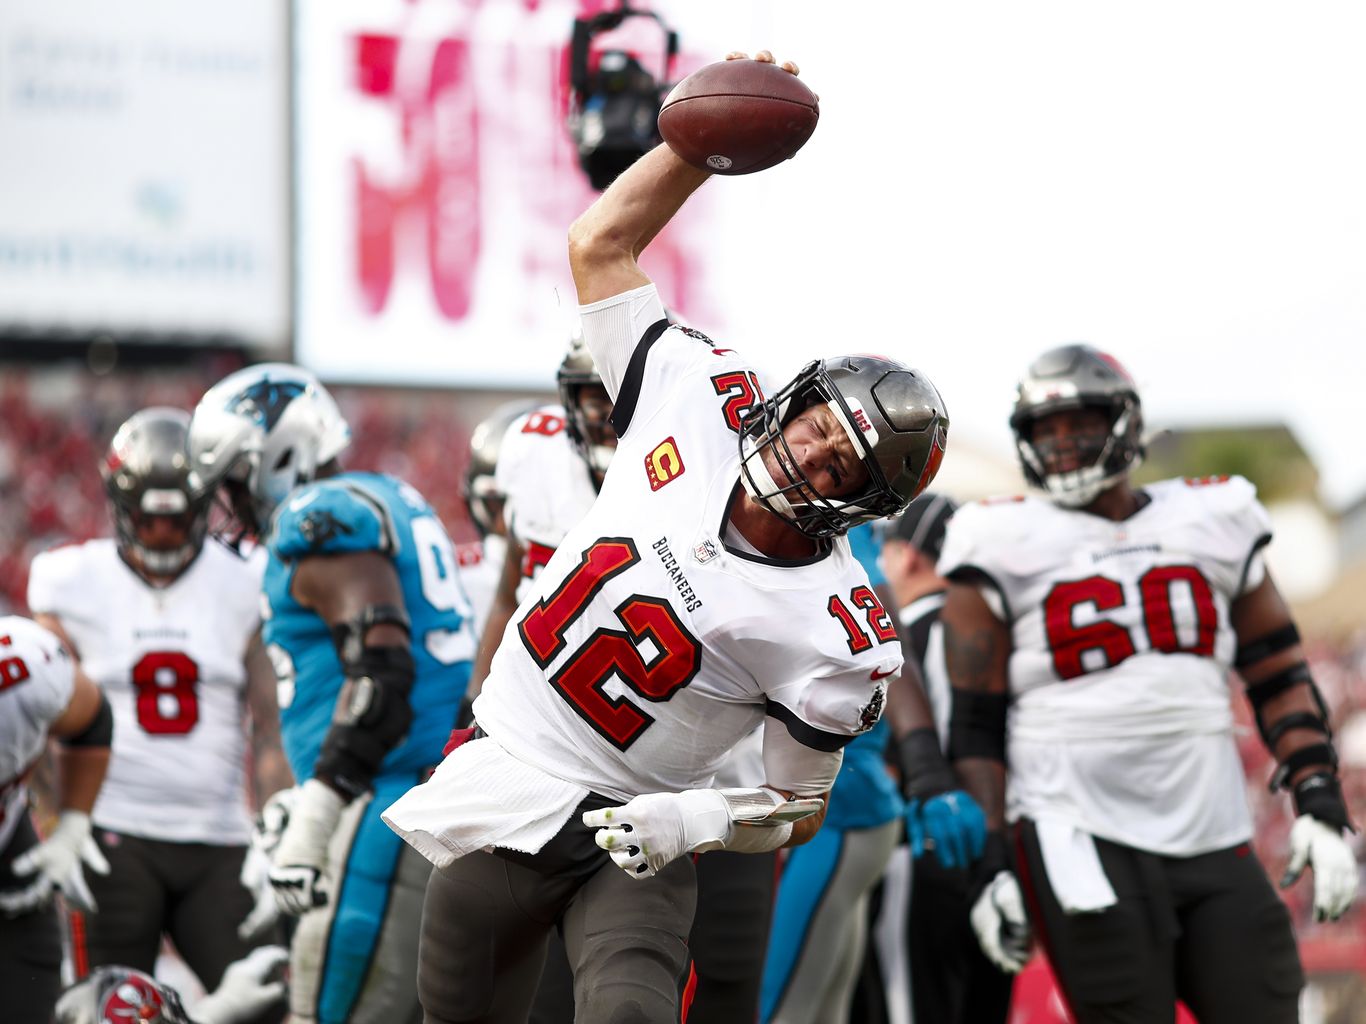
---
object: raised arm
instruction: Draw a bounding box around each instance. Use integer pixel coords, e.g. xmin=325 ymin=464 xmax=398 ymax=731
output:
xmin=568 ymin=50 xmax=798 ymax=305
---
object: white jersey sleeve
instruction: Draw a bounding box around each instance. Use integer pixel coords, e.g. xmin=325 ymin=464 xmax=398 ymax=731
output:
xmin=578 ymin=283 xmax=670 ymax=411
xmin=0 ymin=616 xmax=76 ymax=851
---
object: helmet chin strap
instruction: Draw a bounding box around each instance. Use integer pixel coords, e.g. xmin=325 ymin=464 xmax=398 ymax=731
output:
xmin=739 ymin=436 xmax=797 ymax=518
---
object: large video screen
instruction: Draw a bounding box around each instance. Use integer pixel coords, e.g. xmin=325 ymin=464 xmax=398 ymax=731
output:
xmin=293 ymin=0 xmax=719 ymax=388
xmin=0 ymin=0 xmax=289 ymax=350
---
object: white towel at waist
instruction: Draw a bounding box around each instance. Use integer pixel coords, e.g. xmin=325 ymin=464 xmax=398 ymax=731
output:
xmin=381 ymin=737 xmax=589 ymax=870
xmin=1035 ymin=817 xmax=1117 ymax=914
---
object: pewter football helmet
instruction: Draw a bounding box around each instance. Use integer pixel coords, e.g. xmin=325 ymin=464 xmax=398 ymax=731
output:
xmin=101 ymin=407 xmax=210 ymax=578
xmin=556 ymin=331 xmax=615 ymax=477
xmin=738 ymin=355 xmax=949 ymax=538
xmin=187 ymin=363 xmax=350 ymax=534
xmin=1010 ymin=344 xmax=1144 ymax=507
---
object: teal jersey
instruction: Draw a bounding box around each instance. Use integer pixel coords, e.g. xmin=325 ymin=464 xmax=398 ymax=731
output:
xmin=262 ymin=472 xmax=475 ymax=784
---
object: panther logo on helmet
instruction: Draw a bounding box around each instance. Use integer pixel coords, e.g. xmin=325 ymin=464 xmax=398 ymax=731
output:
xmin=188 ymin=364 xmax=351 ymax=537
xmin=229 ymin=379 xmax=309 ymax=433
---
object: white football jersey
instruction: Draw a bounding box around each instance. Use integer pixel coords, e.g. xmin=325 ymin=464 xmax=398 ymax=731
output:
xmin=455 ymin=534 xmax=506 ymax=639
xmin=496 ymin=403 xmax=601 ymax=600
xmin=0 ymin=617 xmax=75 ymax=853
xmin=474 ymin=285 xmax=900 ymax=801
xmin=938 ymin=476 xmax=1272 ymax=855
xmin=27 ymin=539 xmax=265 ymax=844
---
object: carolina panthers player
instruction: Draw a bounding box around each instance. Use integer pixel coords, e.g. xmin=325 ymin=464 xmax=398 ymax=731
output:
xmin=187 ymin=364 xmax=475 ymax=1024
xmin=385 ymin=51 xmax=950 ymax=1024
xmin=0 ymin=615 xmax=111 ymax=1024
xmin=27 ymin=408 xmax=290 ymax=988
xmin=945 ymin=345 xmax=1357 ymax=1023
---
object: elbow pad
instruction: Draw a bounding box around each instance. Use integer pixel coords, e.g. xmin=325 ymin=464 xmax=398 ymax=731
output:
xmin=315 ymin=640 xmax=417 ymax=801
xmin=60 ymin=692 xmax=113 ymax=749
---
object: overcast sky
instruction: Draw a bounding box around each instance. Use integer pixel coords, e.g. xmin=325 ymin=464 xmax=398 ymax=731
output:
xmin=663 ymin=2 xmax=1365 ymax=508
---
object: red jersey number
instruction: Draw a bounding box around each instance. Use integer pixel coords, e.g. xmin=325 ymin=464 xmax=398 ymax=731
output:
xmin=518 ymin=539 xmax=702 ymax=750
xmin=711 ymin=371 xmax=766 ymax=433
xmin=1045 ymin=566 xmax=1218 ymax=680
xmin=132 ymin=652 xmax=200 ymax=735
xmin=828 ymin=586 xmax=898 ymax=654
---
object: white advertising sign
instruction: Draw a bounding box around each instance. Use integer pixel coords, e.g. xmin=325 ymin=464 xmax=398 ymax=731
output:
xmin=0 ymin=0 xmax=289 ymax=349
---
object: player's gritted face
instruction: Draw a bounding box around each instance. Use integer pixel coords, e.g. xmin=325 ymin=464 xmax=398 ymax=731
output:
xmin=1027 ymin=407 xmax=1111 ymax=477
xmin=769 ymin=403 xmax=869 ymax=501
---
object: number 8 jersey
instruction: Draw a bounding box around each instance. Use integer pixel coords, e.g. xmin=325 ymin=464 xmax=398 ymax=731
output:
xmin=27 ymin=539 xmax=264 ymax=844
xmin=938 ymin=476 xmax=1272 ymax=855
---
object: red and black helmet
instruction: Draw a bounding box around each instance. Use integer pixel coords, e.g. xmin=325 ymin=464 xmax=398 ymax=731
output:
xmin=101 ymin=408 xmax=211 ymax=579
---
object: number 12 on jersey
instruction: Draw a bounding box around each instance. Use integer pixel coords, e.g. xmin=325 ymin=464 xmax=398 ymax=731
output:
xmin=518 ymin=538 xmax=702 ymax=750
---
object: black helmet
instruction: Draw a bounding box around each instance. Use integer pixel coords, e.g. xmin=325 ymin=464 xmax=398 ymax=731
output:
xmin=738 ymin=355 xmax=949 ymax=538
xmin=556 ymin=331 xmax=615 ymax=477
xmin=464 ymin=400 xmax=538 ymax=537
xmin=101 ymin=408 xmax=210 ymax=578
xmin=55 ymin=965 xmax=191 ymax=1024
xmin=1010 ymin=344 xmax=1144 ymax=507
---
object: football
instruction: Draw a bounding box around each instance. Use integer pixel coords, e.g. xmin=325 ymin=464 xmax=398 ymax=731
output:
xmin=657 ymin=59 xmax=819 ymax=175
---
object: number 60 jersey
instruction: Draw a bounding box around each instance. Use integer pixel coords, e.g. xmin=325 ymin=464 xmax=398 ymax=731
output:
xmin=27 ymin=538 xmax=264 ymax=844
xmin=938 ymin=476 xmax=1272 ymax=856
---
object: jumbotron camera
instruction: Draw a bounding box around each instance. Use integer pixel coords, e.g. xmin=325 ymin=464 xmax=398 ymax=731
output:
xmin=566 ymin=3 xmax=678 ymax=191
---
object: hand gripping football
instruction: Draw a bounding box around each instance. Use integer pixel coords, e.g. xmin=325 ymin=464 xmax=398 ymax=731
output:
xmin=658 ymin=59 xmax=819 ymax=175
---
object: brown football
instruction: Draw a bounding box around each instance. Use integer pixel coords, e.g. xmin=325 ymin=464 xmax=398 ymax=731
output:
xmin=657 ymin=59 xmax=819 ymax=175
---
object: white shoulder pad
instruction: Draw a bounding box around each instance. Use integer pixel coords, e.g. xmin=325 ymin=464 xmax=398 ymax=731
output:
xmin=26 ymin=542 xmax=95 ymax=616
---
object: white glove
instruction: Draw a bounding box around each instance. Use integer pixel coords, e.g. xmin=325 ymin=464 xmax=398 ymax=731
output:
xmin=193 ymin=944 xmax=290 ymax=1024
xmin=237 ymin=787 xmax=298 ymax=940
xmin=1281 ymin=814 xmax=1359 ymax=922
xmin=269 ymin=779 xmax=344 ymax=915
xmin=970 ymin=870 xmax=1031 ymax=973
xmin=236 ymin=845 xmax=279 ymax=942
xmin=583 ymin=790 xmax=733 ymax=880
xmin=0 ymin=811 xmax=110 ymax=916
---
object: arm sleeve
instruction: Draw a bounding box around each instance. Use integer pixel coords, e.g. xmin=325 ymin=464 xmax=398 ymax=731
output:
xmin=761 ymin=718 xmax=845 ymax=795
xmin=578 ymin=283 xmax=669 ymax=403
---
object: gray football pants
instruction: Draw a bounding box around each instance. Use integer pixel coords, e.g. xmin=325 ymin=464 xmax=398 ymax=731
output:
xmin=418 ymin=795 xmax=697 ymax=1024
